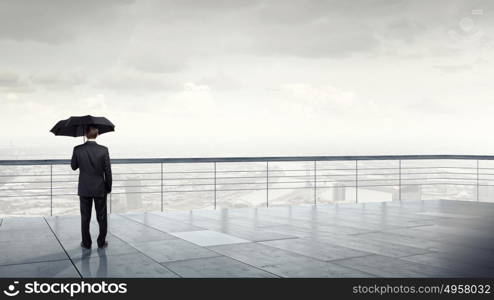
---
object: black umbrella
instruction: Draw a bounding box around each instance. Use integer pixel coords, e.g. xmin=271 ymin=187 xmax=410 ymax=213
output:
xmin=50 ymin=115 xmax=115 ymax=141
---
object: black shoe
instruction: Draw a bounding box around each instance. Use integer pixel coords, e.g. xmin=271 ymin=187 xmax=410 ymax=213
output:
xmin=98 ymin=241 xmax=108 ymax=248
xmin=80 ymin=242 xmax=91 ymax=249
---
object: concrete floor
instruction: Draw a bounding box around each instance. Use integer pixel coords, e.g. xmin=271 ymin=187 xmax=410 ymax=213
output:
xmin=1 ymin=200 xmax=493 ymax=278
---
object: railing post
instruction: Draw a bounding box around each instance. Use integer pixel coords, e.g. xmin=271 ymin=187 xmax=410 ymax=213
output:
xmin=477 ymin=160 xmax=479 ymax=202
xmin=399 ymin=160 xmax=402 ymax=202
xmin=161 ymin=163 xmax=164 ymax=212
xmin=314 ymin=161 xmax=317 ymax=205
xmin=50 ymin=164 xmax=53 ymax=216
xmin=214 ymin=162 xmax=217 ymax=210
xmin=266 ymin=161 xmax=269 ymax=208
xmin=355 ymin=160 xmax=358 ymax=203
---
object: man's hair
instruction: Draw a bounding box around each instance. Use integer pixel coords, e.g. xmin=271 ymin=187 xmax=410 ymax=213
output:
xmin=85 ymin=125 xmax=99 ymax=139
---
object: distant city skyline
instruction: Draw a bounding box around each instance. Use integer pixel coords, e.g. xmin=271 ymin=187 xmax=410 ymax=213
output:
xmin=1 ymin=0 xmax=493 ymax=159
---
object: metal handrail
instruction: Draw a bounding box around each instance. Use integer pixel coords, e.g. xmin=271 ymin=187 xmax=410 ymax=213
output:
xmin=2 ymin=182 xmax=492 ymax=198
xmin=2 ymin=155 xmax=493 ymax=216
xmin=2 ymin=154 xmax=494 ymax=165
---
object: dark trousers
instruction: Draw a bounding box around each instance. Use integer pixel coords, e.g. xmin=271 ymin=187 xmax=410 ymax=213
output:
xmin=80 ymin=194 xmax=107 ymax=247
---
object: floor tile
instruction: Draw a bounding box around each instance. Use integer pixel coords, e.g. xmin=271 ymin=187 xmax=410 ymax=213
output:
xmin=261 ymin=238 xmax=373 ymax=261
xmin=124 ymin=213 xmax=205 ymax=232
xmin=170 ymin=230 xmax=250 ymax=247
xmin=110 ymin=225 xmax=176 ymax=243
xmin=1 ymin=200 xmax=493 ymax=277
xmin=333 ymin=254 xmax=458 ymax=277
xmin=61 ymin=236 xmax=140 ymax=260
xmin=210 ymin=243 xmax=373 ymax=277
xmin=0 ymin=241 xmax=67 ymax=266
xmin=164 ymin=256 xmax=277 ymax=278
xmin=0 ymin=260 xmax=80 ymax=278
xmin=311 ymin=233 xmax=431 ymax=258
xmin=72 ymin=252 xmax=178 ymax=278
xmin=131 ymin=239 xmax=220 ymax=263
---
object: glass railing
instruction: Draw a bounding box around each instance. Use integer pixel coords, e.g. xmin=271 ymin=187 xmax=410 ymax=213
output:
xmin=1 ymin=155 xmax=493 ymax=216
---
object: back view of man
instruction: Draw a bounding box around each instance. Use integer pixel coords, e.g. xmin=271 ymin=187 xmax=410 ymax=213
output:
xmin=71 ymin=125 xmax=112 ymax=249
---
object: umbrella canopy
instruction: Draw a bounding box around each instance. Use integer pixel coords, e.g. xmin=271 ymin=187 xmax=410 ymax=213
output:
xmin=50 ymin=115 xmax=115 ymax=137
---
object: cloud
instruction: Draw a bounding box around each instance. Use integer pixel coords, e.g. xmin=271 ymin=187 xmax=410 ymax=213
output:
xmin=29 ymin=72 xmax=87 ymax=90
xmin=183 ymin=82 xmax=210 ymax=92
xmin=95 ymin=71 xmax=181 ymax=94
xmin=1 ymin=0 xmax=494 ymax=157
xmin=83 ymin=94 xmax=108 ymax=112
xmin=196 ymin=72 xmax=243 ymax=90
xmin=5 ymin=93 xmax=18 ymax=101
xmin=137 ymin=0 xmax=488 ymax=60
xmin=143 ymin=0 xmax=385 ymax=58
xmin=405 ymin=97 xmax=461 ymax=116
xmin=243 ymin=19 xmax=381 ymax=58
xmin=0 ymin=71 xmax=32 ymax=93
xmin=0 ymin=0 xmax=134 ymax=44
xmin=121 ymin=34 xmax=188 ymax=74
xmin=434 ymin=64 xmax=473 ymax=73
xmin=0 ymin=70 xmax=88 ymax=94
xmin=126 ymin=55 xmax=185 ymax=74
xmin=0 ymin=71 xmax=23 ymax=87
xmin=280 ymin=83 xmax=357 ymax=113
xmin=381 ymin=18 xmax=428 ymax=43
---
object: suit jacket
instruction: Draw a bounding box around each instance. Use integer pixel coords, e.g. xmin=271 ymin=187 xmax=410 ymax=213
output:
xmin=71 ymin=141 xmax=112 ymax=197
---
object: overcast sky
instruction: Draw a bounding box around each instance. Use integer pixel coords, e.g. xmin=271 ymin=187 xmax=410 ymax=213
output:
xmin=0 ymin=0 xmax=493 ymax=159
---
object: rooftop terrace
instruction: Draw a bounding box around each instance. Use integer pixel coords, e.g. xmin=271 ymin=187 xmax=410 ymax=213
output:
xmin=1 ymin=155 xmax=494 ymax=277
xmin=1 ymin=200 xmax=493 ymax=278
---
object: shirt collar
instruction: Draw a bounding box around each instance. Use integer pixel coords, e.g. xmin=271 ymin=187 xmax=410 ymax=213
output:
xmin=87 ymin=138 xmax=96 ymax=142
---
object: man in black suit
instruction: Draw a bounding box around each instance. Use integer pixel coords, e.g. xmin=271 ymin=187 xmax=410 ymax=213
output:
xmin=71 ymin=125 xmax=112 ymax=249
